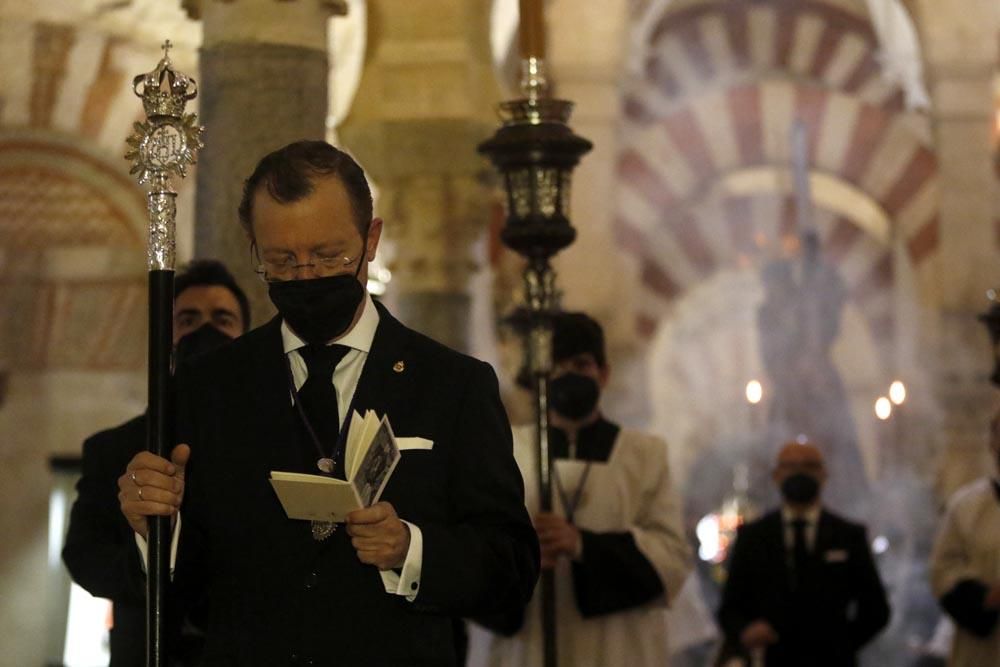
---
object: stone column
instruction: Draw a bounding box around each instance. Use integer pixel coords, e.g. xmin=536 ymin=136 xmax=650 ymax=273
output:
xmin=338 ymin=0 xmax=500 ymax=353
xmin=187 ymin=0 xmax=346 ymax=326
xmin=915 ymin=0 xmax=1000 ymax=498
xmin=546 ymin=0 xmax=646 ymax=421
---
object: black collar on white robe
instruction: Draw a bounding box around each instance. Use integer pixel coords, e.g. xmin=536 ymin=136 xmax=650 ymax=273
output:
xmin=550 ymin=416 xmax=620 ymax=462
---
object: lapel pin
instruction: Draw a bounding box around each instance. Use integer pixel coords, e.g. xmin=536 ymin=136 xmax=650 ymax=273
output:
xmin=393 ymin=360 xmax=405 ymax=373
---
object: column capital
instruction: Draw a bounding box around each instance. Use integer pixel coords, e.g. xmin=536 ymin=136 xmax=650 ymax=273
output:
xmin=183 ymin=0 xmax=345 ymax=50
xmin=927 ymin=68 xmax=996 ymax=120
xmin=382 ymin=169 xmax=495 ymax=292
xmin=183 ymin=0 xmax=347 ymax=21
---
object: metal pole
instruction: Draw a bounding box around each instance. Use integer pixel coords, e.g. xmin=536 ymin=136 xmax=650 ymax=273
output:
xmin=146 ymin=200 xmax=174 ymax=667
xmin=125 ymin=41 xmax=203 ymax=667
xmin=479 ymin=107 xmax=590 ymax=667
xmin=524 ymin=259 xmax=557 ymax=667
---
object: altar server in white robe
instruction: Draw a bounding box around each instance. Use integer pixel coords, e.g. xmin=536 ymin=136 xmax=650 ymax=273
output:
xmin=930 ymin=410 xmax=1000 ymax=666
xmin=467 ymin=312 xmax=692 ymax=667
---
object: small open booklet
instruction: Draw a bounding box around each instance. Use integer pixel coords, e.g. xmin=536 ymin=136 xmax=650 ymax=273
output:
xmin=269 ymin=410 xmax=401 ymax=523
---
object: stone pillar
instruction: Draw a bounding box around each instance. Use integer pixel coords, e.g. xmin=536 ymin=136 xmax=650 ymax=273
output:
xmin=338 ymin=0 xmax=499 ymax=353
xmin=915 ymin=0 xmax=1000 ymax=497
xmin=187 ymin=0 xmax=346 ymax=326
xmin=546 ymin=0 xmax=645 ymax=421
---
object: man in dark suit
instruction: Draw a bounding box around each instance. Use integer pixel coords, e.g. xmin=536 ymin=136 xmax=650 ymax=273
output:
xmin=117 ymin=141 xmax=539 ymax=666
xmin=62 ymin=260 xmax=251 ymax=666
xmin=717 ymin=440 xmax=890 ymax=666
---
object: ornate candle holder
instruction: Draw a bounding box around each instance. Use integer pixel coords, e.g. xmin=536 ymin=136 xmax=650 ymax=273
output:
xmin=478 ymin=33 xmax=592 ymax=667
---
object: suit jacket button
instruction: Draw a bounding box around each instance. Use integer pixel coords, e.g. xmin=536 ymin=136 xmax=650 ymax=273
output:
xmin=305 ymin=571 xmax=319 ymax=590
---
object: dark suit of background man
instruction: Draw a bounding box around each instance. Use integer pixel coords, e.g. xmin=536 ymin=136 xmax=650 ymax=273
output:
xmin=62 ymin=260 xmax=251 ymax=666
xmin=718 ymin=440 xmax=890 ymax=666
xmin=117 ymin=140 xmax=539 ymax=667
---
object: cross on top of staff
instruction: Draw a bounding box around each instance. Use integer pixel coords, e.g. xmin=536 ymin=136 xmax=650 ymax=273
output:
xmin=162 ymin=39 xmax=173 ymax=58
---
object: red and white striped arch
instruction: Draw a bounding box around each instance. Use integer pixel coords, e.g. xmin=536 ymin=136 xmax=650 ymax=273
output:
xmin=615 ymin=0 xmax=937 ymax=342
xmin=0 ymin=19 xmax=175 ymax=370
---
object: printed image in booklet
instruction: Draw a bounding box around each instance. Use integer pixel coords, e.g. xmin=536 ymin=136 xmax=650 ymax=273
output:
xmin=352 ymin=417 xmax=400 ymax=506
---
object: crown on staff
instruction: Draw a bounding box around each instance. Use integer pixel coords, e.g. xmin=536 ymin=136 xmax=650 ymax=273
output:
xmin=131 ymin=40 xmax=197 ymax=119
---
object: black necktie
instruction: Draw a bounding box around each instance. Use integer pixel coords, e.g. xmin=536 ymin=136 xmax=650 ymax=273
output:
xmin=791 ymin=518 xmax=809 ymax=588
xmin=297 ymin=344 xmax=351 ymax=463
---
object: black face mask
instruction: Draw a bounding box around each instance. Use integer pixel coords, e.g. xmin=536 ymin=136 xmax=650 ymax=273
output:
xmin=781 ymin=473 xmax=820 ymax=504
xmin=173 ymin=323 xmax=235 ymax=370
xmin=268 ymin=273 xmax=365 ymax=345
xmin=550 ymin=372 xmax=600 ymax=421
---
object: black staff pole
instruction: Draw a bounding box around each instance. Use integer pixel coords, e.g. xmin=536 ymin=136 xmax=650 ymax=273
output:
xmin=478 ymin=3 xmax=591 ymax=664
xmin=125 ymin=40 xmax=204 ymax=667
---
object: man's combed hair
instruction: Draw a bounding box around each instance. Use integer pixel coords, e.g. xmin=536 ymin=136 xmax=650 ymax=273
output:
xmin=516 ymin=311 xmax=607 ymax=388
xmin=552 ymin=312 xmax=607 ymax=367
xmin=237 ymin=140 xmax=374 ymax=236
xmin=175 ymin=259 xmax=251 ymax=332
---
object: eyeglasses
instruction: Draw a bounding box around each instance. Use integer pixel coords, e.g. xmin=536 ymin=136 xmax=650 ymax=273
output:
xmin=254 ymin=250 xmax=362 ymax=283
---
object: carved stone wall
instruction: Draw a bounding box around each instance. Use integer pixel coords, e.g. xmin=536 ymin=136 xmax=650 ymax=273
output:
xmin=340 ymin=0 xmax=501 ymax=353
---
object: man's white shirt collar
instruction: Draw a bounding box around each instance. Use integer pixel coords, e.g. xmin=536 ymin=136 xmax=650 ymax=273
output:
xmin=280 ymin=292 xmax=379 ymax=355
xmin=781 ymin=504 xmax=822 ymax=524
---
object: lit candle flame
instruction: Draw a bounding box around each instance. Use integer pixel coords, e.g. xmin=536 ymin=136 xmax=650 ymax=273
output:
xmin=889 ymin=380 xmax=906 ymax=405
xmin=875 ymin=396 xmax=892 ymax=420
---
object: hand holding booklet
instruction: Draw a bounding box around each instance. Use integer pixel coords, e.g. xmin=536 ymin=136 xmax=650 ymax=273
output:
xmin=269 ymin=410 xmax=401 ymax=524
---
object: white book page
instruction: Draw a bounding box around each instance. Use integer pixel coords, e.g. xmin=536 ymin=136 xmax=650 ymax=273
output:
xmin=268 ymin=472 xmax=360 ymax=522
xmin=348 ymin=410 xmax=380 ymax=481
xmin=343 ymin=410 xmax=364 ymax=480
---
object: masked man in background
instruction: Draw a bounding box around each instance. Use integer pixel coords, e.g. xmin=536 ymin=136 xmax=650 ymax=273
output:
xmin=717 ymin=440 xmax=890 ymax=666
xmin=63 ymin=259 xmax=250 ymax=666
xmin=468 ymin=311 xmax=692 ymax=666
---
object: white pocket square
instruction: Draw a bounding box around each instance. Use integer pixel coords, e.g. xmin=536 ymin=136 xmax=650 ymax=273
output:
xmin=397 ymin=437 xmax=434 ymax=451
xmin=824 ymin=549 xmax=849 ymax=563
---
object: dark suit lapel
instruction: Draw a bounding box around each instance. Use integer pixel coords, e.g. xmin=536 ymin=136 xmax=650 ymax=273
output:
xmin=248 ymin=317 xmax=306 ymax=474
xmin=349 ymin=302 xmax=412 ymax=419
xmin=813 ymin=512 xmax=834 ymax=560
xmin=813 ymin=510 xmax=836 ymax=560
xmin=763 ymin=512 xmax=792 ymax=593
xmin=794 ymin=510 xmax=834 ymax=593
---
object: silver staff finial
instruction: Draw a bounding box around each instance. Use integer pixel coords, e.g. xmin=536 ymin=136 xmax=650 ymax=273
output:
xmin=125 ymin=41 xmax=203 ymax=186
xmin=125 ymin=39 xmax=204 ymax=270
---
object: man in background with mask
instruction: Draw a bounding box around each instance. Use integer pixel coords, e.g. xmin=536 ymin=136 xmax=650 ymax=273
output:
xmin=117 ymin=141 xmax=538 ymax=666
xmin=717 ymin=440 xmax=890 ymax=666
xmin=63 ymin=259 xmax=249 ymax=666
xmin=468 ymin=311 xmax=691 ymax=667
xmin=930 ymin=410 xmax=1000 ymax=666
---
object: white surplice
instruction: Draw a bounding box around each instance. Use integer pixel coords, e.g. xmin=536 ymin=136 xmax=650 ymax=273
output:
xmin=930 ymin=478 xmax=1000 ymax=667
xmin=467 ymin=425 xmax=692 ymax=667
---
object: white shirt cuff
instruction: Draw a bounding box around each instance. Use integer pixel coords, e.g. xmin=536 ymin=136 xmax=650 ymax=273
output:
xmin=378 ymin=520 xmax=422 ymax=602
xmin=134 ymin=512 xmax=182 ymax=578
